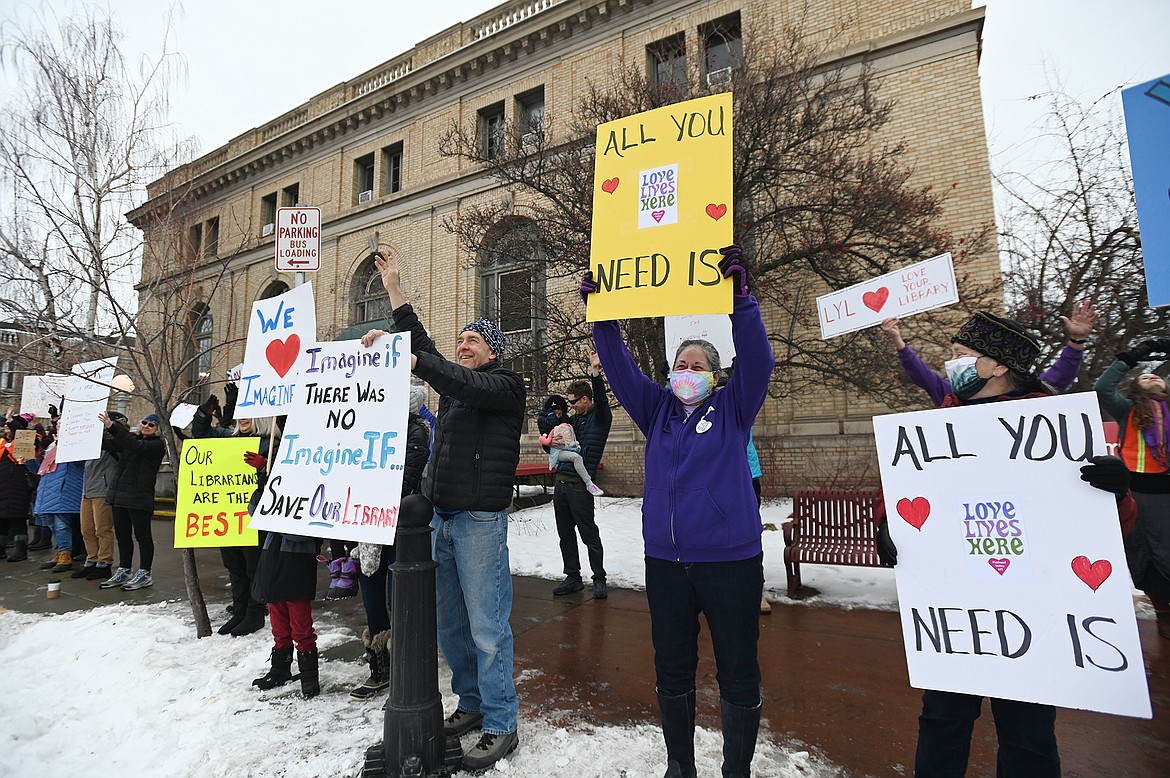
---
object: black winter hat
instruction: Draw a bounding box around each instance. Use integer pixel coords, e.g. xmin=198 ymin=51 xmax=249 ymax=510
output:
xmin=952 ymin=311 xmax=1042 ymax=376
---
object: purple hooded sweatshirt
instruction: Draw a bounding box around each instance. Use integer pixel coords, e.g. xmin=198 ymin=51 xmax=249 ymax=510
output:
xmin=593 ymin=294 xmax=774 ymax=563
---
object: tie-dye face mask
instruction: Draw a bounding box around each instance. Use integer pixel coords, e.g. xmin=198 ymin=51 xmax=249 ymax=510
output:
xmin=668 ymin=369 xmax=717 ymax=406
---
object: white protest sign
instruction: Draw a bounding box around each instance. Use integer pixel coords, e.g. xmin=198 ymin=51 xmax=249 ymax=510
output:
xmin=55 ymin=358 xmax=117 ymax=464
xmin=170 ymin=402 xmax=199 ymax=430
xmin=237 ymin=282 xmax=317 ymax=418
xmin=817 ymin=252 xmax=958 ymax=339
xmin=873 ymin=392 xmax=1151 ymax=718
xmin=20 ymin=374 xmax=68 ymax=417
xmin=249 ymin=333 xmax=412 ymax=544
xmin=275 ymin=207 xmax=321 ymax=273
xmin=664 ymin=314 xmax=735 ymax=370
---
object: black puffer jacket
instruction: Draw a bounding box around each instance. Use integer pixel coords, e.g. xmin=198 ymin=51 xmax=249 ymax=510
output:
xmin=559 ymin=373 xmax=612 ymax=479
xmin=392 ymin=304 xmax=525 ymax=512
xmin=105 ymin=422 xmax=165 ymax=512
xmin=0 ymin=443 xmax=33 ymax=519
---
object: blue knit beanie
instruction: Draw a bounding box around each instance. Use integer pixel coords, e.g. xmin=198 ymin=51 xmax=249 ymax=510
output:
xmin=460 ymin=318 xmax=506 ymax=358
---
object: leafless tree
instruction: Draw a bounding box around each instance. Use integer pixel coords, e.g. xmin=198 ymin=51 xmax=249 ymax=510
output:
xmin=438 ymin=22 xmax=993 ymax=405
xmin=0 ymin=6 xmax=243 ymax=637
xmin=998 ymin=86 xmax=1168 ymax=390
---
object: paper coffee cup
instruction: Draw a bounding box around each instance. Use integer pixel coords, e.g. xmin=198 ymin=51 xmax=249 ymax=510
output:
xmin=46 ymin=580 xmax=61 ymax=599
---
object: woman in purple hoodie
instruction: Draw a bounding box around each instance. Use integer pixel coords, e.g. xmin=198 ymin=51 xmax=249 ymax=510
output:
xmin=583 ymin=245 xmax=774 ymax=778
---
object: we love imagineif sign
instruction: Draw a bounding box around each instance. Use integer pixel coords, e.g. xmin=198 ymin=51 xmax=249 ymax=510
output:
xmin=587 ymin=92 xmax=735 ymax=322
xmin=237 ymin=282 xmax=317 ymax=417
xmin=816 ymin=253 xmax=958 ymax=339
xmin=873 ymin=392 xmax=1151 ymax=718
xmin=248 ymin=333 xmax=412 ymax=545
xmin=174 ymin=437 xmax=261 ymax=548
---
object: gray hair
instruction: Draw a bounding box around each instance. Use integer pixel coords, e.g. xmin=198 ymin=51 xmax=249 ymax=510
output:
xmin=673 ymin=339 xmax=721 ymax=372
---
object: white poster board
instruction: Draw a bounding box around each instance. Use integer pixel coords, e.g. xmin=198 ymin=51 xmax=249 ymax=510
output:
xmin=170 ymin=402 xmax=199 ymax=430
xmin=248 ymin=333 xmax=412 ymax=544
xmin=664 ymin=314 xmax=736 ymax=371
xmin=20 ymin=374 xmax=68 ymax=417
xmin=817 ymin=253 xmax=958 ymax=339
xmin=55 ymin=358 xmax=117 ymax=464
xmin=873 ymin=392 xmax=1151 ymax=718
xmin=236 ymin=282 xmax=317 ymax=418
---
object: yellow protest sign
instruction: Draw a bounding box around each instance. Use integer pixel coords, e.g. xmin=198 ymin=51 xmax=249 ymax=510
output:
xmin=174 ymin=437 xmax=262 ymax=548
xmin=587 ymin=92 xmax=734 ymax=322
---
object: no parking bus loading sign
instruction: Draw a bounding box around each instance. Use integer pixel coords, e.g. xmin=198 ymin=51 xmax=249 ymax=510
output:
xmin=275 ymin=206 xmax=321 ymax=273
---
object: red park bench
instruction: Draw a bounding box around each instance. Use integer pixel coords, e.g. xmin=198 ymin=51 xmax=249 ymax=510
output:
xmin=513 ymin=461 xmax=605 ymax=498
xmin=782 ymin=488 xmax=888 ymax=598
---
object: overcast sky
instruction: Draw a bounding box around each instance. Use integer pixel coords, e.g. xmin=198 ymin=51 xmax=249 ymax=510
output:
xmin=3 ymin=0 xmax=1168 ymax=174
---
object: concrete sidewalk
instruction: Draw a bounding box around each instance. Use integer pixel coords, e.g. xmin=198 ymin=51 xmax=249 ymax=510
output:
xmin=1 ymin=526 xmax=1167 ymax=777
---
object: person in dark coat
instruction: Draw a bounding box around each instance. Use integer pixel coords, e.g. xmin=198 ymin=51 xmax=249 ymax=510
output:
xmin=360 ymin=248 xmax=525 ymax=773
xmin=97 ymin=412 xmax=165 ymax=591
xmin=191 ymin=387 xmax=271 ymax=637
xmin=247 ymin=417 xmax=322 ymax=699
xmin=349 ymin=382 xmax=432 ymax=700
xmin=0 ymin=413 xmax=36 ymax=562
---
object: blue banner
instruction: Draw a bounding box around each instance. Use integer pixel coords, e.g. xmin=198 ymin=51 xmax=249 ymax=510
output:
xmin=1123 ymin=74 xmax=1170 ymax=307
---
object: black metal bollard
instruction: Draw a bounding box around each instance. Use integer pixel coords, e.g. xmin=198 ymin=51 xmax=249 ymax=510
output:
xmin=362 ymin=493 xmax=461 ymax=777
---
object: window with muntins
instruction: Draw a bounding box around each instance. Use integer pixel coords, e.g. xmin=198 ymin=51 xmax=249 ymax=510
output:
xmin=479 ymin=102 xmax=506 ymax=159
xmin=382 ymin=142 xmax=403 ymax=195
xmin=702 ymin=12 xmax=742 ymax=81
xmin=356 ymin=154 xmax=375 ymax=202
xmin=187 ymin=305 xmax=213 ymax=402
xmin=648 ymin=33 xmax=688 ymax=99
xmin=479 ymin=216 xmax=546 ymax=390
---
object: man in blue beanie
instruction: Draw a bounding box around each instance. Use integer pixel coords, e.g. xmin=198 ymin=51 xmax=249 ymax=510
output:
xmin=362 ymin=249 xmax=524 ymax=772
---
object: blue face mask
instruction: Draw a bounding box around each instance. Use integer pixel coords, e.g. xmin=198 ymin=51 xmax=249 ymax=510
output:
xmin=944 ymin=356 xmax=988 ymax=400
xmin=668 ymin=369 xmax=717 ymax=405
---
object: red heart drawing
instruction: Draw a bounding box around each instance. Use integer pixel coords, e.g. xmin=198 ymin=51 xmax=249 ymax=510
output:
xmin=863 ymin=287 xmax=890 ymax=312
xmin=265 ymin=334 xmax=301 ymax=378
xmin=706 ymin=203 xmax=727 ymax=221
xmin=651 ymin=210 xmax=666 ymax=223
xmin=1071 ymin=555 xmax=1112 ymax=591
xmin=988 ymin=558 xmax=1011 ymax=576
xmin=601 ymin=177 xmax=620 ymax=194
xmin=895 ymin=496 xmax=930 ymax=530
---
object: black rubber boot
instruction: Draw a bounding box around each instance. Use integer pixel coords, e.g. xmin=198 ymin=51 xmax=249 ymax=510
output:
xmin=349 ymin=628 xmax=391 ymax=700
xmin=720 ymin=697 xmax=761 ymax=778
xmin=217 ymin=610 xmax=245 ymax=635
xmin=657 ymin=689 xmax=697 ymax=778
xmin=27 ymin=527 xmax=51 ymax=551
xmin=0 ymin=534 xmax=7 ymax=560
xmin=230 ymin=602 xmax=267 ymax=637
xmin=297 ymin=649 xmax=320 ymax=699
xmin=252 ymin=646 xmax=294 ymax=690
xmin=6 ymin=535 xmax=28 ymax=563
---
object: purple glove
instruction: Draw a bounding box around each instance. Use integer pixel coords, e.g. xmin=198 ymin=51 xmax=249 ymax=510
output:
xmin=579 ymin=271 xmax=598 ymax=304
xmin=718 ymin=245 xmax=750 ymax=297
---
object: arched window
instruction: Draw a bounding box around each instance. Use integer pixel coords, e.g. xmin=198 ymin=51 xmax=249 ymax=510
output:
xmin=353 ymin=258 xmax=391 ymax=326
xmin=260 ymin=280 xmax=290 ymax=300
xmin=186 ymin=304 xmax=213 ymax=402
xmin=479 ymin=216 xmax=546 ymax=391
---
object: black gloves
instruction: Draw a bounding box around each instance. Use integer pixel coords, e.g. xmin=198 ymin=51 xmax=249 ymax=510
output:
xmin=1118 ymin=339 xmax=1167 ymax=367
xmin=198 ymin=394 xmax=219 ymax=416
xmin=221 ymin=382 xmax=239 ymax=426
xmin=876 ymin=522 xmax=898 ymax=566
xmin=1079 ymin=455 xmax=1130 ymax=498
xmin=718 ymin=245 xmax=750 ymax=298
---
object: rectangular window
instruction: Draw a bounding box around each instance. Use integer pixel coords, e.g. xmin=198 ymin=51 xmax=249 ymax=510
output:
xmin=498 ymin=267 xmax=533 ymax=333
xmin=355 ymin=153 xmax=375 ymax=203
xmin=516 ymin=87 xmax=545 ymax=143
xmin=0 ymin=359 xmax=14 ymax=391
xmin=382 ymin=142 xmax=403 ymax=195
xmin=260 ymin=192 xmax=277 ymax=235
xmin=478 ymin=102 xmax=506 ymax=160
xmin=205 ymin=217 xmax=220 ymax=258
xmin=702 ymin=12 xmax=742 ymax=84
xmin=188 ymin=224 xmax=203 ymax=261
xmin=281 ymin=183 xmax=300 ymax=207
xmin=648 ymin=33 xmax=688 ymax=96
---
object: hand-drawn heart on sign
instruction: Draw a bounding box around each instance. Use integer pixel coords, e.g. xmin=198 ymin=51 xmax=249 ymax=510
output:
xmin=863 ymin=287 xmax=890 ymax=312
xmin=652 ymin=210 xmax=666 ymax=223
xmin=705 ymin=203 xmax=727 ymax=221
xmin=266 ymin=334 xmax=301 ymax=378
xmin=896 ymin=496 xmax=930 ymax=530
xmin=601 ymin=177 xmax=620 ymax=194
xmin=988 ymin=557 xmax=1011 ymax=576
xmin=1071 ymin=555 xmax=1112 ymax=591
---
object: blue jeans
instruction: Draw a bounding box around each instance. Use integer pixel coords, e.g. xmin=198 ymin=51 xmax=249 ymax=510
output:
xmin=645 ymin=554 xmax=763 ymax=707
xmin=46 ymin=513 xmax=75 ymax=552
xmin=915 ymin=690 xmax=1059 ymax=777
xmin=432 ymin=509 xmax=517 ymax=735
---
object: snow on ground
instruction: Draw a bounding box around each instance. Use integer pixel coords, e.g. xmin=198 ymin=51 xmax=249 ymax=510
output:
xmin=0 ymin=495 xmax=1145 ymax=776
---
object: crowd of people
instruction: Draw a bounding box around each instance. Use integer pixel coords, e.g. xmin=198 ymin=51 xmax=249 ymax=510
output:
xmin=4 ymin=241 xmax=1167 ymax=777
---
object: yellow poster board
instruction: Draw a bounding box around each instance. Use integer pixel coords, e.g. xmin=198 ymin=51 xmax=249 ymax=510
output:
xmin=174 ymin=437 xmax=262 ymax=548
xmin=587 ymin=92 xmax=734 ymax=322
